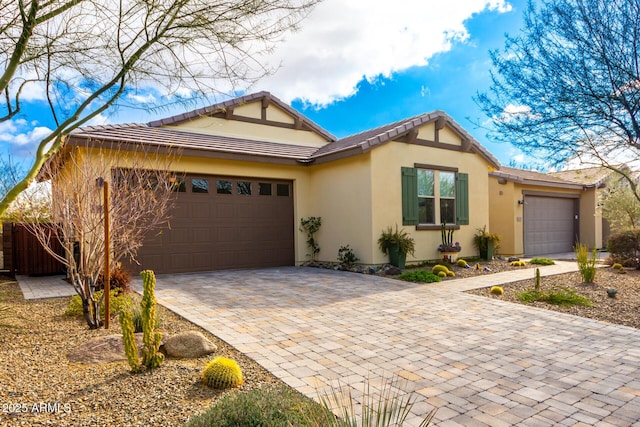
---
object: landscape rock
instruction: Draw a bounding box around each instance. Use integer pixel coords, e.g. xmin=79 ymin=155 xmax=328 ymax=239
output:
xmin=163 ymin=330 xmax=217 ymax=358
xmin=67 ymin=334 xmax=144 ymax=364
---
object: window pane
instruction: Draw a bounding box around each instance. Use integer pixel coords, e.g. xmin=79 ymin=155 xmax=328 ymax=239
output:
xmin=441 ymin=199 xmax=456 ymax=224
xmin=191 ymin=178 xmax=208 ymax=193
xmin=216 ymin=180 xmax=232 ymax=194
xmin=258 ymin=183 xmax=272 ymax=196
xmin=277 ymin=183 xmax=290 ymax=197
xmin=417 ymin=170 xmax=434 ymax=196
xmin=237 ymin=181 xmax=252 ymax=195
xmin=418 ymin=198 xmax=435 ymax=224
xmin=171 ymin=177 xmax=186 ymax=192
xmin=440 ymin=172 xmax=455 ymax=197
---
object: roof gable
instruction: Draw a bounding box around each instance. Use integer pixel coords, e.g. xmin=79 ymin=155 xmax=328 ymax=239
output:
xmin=148 ymin=91 xmax=336 ymax=144
xmin=311 ymin=111 xmax=500 ymax=168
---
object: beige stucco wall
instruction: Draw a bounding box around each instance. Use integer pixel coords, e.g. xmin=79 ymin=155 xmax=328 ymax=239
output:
xmin=306 ymin=154 xmax=374 ymax=264
xmin=579 ymin=188 xmax=602 ymax=249
xmin=488 ymin=178 xmax=519 ymax=255
xmin=165 ymin=101 xmax=329 ymax=147
xmin=369 ymin=139 xmax=492 ymax=264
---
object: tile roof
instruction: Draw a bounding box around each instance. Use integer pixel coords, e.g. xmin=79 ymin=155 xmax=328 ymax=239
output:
xmin=491 ymin=166 xmax=585 ymax=189
xmin=549 ymin=166 xmax=615 ymax=186
xmin=68 ymin=123 xmax=318 ymax=160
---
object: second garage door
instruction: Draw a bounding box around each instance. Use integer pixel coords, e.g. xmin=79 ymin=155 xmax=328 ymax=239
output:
xmin=131 ymin=175 xmax=295 ymax=274
xmin=523 ymin=195 xmax=578 ymax=256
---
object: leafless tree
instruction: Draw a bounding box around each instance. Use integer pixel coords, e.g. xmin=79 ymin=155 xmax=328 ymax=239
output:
xmin=476 ymin=0 xmax=640 ymax=199
xmin=0 ymin=0 xmax=319 ymax=217
xmin=21 ymin=143 xmax=179 ymax=329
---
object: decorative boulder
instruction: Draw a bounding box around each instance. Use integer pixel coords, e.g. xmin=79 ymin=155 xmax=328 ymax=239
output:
xmin=507 ymin=257 xmax=520 ymax=263
xmin=163 ymin=331 xmax=217 ymax=359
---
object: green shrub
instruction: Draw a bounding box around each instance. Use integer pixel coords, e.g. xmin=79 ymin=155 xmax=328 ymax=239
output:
xmin=65 ymin=290 xmax=132 ymax=318
xmin=529 ymin=257 xmax=555 ymax=265
xmin=184 ymin=385 xmax=332 ymax=427
xmin=456 ymin=259 xmax=468 ymax=267
xmin=337 ymin=245 xmax=359 ymax=268
xmin=607 ymin=229 xmax=640 ymax=266
xmin=431 ymin=264 xmax=450 ymax=275
xmin=517 ymin=288 xmax=593 ymax=307
xmin=490 ymin=286 xmax=504 ymax=296
xmin=576 ymin=243 xmax=597 ymax=283
xmin=397 ymin=270 xmax=441 ymax=283
xmin=202 ymin=357 xmax=244 ymax=389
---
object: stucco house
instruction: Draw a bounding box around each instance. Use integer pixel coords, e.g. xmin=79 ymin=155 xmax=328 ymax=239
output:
xmin=51 ymin=91 xmax=614 ymax=273
xmin=57 ymin=91 xmax=502 ymax=274
xmin=488 ymin=166 xmax=608 ymax=257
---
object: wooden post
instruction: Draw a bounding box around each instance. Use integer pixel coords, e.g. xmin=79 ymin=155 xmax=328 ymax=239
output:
xmin=103 ymin=181 xmax=110 ymax=329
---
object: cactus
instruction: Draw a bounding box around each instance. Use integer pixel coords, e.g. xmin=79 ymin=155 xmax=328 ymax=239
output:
xmin=447 ymin=271 xmax=455 ymax=277
xmin=535 ymin=268 xmax=541 ymax=291
xmin=437 ymin=271 xmax=447 ymax=278
xmin=510 ymin=260 xmax=526 ymax=267
xmin=490 ymin=286 xmax=504 ymax=296
xmin=119 ymin=307 xmax=140 ymax=372
xmin=119 ymin=270 xmax=164 ymax=373
xmin=456 ymin=259 xmax=467 ymax=267
xmin=612 ymin=263 xmax=623 ymax=270
xmin=202 ymin=357 xmax=244 ymax=389
xmin=140 ymin=270 xmax=164 ymax=370
xmin=432 ymin=265 xmax=450 ymax=275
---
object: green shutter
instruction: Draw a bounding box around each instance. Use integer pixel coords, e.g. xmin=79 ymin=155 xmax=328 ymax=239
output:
xmin=401 ymin=167 xmax=418 ymax=225
xmin=455 ymin=172 xmax=469 ymax=225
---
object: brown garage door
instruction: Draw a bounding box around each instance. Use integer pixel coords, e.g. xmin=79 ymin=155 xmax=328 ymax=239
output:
xmin=130 ymin=175 xmax=294 ymax=274
xmin=523 ymin=195 xmax=578 ymax=255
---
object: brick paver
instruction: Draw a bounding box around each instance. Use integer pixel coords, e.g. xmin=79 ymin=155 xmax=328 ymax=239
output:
xmin=128 ymin=264 xmax=640 ymax=426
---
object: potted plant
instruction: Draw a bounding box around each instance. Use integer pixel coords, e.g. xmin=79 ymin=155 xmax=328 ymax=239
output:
xmin=378 ymin=225 xmax=415 ymax=269
xmin=438 ymin=222 xmax=461 ymax=262
xmin=473 ymin=225 xmax=501 ymax=261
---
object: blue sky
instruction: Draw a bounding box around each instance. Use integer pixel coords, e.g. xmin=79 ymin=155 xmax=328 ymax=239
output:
xmin=1 ymin=0 xmax=531 ymax=167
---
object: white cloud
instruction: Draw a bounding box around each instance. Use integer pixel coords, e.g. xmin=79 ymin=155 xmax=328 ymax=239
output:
xmin=255 ymin=0 xmax=513 ymax=105
xmin=0 ymin=119 xmax=52 ymax=157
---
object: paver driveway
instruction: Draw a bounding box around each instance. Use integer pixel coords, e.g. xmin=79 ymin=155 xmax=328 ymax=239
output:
xmin=147 ymin=267 xmax=640 ymax=426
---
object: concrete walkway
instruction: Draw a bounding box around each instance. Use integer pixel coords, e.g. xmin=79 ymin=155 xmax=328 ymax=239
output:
xmin=16 ymin=263 xmax=640 ymax=425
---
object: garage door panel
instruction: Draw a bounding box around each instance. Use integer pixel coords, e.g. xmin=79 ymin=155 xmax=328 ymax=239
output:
xmin=130 ymin=175 xmax=295 ymax=273
xmin=524 ymin=196 xmax=576 ymax=255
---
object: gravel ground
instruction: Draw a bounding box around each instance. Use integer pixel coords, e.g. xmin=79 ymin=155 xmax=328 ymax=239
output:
xmin=0 ymin=280 xmax=285 ymax=427
xmin=467 ymin=267 xmax=640 ymax=329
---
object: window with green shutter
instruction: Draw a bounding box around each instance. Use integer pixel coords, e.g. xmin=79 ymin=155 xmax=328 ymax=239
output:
xmin=402 ymin=168 xmax=469 ymax=226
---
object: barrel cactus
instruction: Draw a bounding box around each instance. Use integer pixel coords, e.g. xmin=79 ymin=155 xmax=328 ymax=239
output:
xmin=432 ymin=264 xmax=450 ymax=275
xmin=202 ymin=357 xmax=244 ymax=389
xmin=456 ymin=259 xmax=468 ymax=267
xmin=490 ymin=286 xmax=504 ymax=296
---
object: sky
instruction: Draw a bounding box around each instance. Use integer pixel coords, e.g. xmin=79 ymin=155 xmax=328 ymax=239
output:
xmin=0 ymin=0 xmax=532 ymax=168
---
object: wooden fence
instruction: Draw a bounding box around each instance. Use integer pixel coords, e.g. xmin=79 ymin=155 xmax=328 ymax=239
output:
xmin=2 ymin=223 xmax=65 ymax=276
